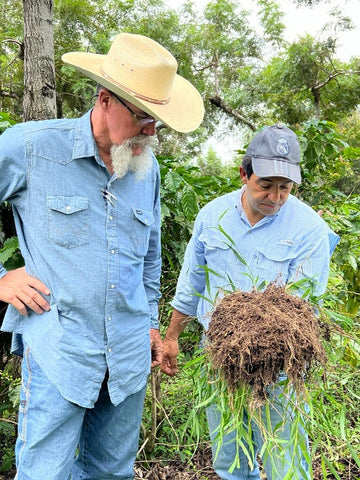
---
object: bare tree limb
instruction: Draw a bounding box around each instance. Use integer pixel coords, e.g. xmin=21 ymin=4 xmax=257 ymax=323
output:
xmin=209 ymin=95 xmax=256 ymax=131
xmin=0 ymin=90 xmax=19 ymax=100
xmin=314 ymin=70 xmax=360 ymax=91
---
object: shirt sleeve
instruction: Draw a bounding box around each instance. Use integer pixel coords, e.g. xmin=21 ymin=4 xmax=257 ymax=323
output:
xmin=288 ymin=224 xmax=339 ymax=298
xmin=143 ymin=159 xmax=162 ymax=329
xmin=0 ymin=265 xmax=8 ymax=278
xmin=0 ymin=125 xmax=27 ymax=203
xmin=171 ymin=214 xmax=206 ymax=316
xmin=0 ymin=124 xmax=27 ymax=277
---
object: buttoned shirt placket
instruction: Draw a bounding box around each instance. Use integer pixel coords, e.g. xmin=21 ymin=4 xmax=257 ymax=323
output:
xmin=103 ymin=176 xmax=119 ymax=374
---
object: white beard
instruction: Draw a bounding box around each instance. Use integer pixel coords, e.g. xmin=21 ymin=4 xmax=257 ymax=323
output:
xmin=110 ymin=136 xmax=154 ymax=181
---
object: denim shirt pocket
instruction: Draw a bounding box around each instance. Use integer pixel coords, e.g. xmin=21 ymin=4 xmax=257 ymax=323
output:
xmin=256 ymin=246 xmax=297 ymax=285
xmin=47 ymin=195 xmax=89 ymax=248
xmin=131 ymin=207 xmax=154 ymax=256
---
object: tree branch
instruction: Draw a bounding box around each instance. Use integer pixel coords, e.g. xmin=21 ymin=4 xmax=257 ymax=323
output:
xmin=209 ymin=95 xmax=256 ymax=131
xmin=0 ymin=89 xmax=19 ymax=100
xmin=1 ymin=38 xmax=24 ymax=59
xmin=314 ymin=70 xmax=360 ymax=90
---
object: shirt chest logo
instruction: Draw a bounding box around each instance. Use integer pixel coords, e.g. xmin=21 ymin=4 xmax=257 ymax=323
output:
xmin=279 ymin=239 xmax=294 ymax=247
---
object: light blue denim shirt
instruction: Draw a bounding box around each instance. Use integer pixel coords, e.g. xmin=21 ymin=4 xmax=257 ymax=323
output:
xmin=172 ymin=188 xmax=339 ymax=329
xmin=0 ymin=110 xmax=161 ymax=408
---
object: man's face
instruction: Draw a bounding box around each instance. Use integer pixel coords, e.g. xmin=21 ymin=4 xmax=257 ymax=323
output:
xmin=110 ymin=135 xmax=155 ymax=180
xmin=240 ymin=167 xmax=293 ymax=224
xmin=106 ymin=93 xmax=157 ymax=179
xmin=106 ymin=94 xmax=156 ymax=150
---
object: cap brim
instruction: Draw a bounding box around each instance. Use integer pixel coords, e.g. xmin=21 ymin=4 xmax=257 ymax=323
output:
xmin=62 ymin=52 xmax=204 ymax=133
xmin=252 ymin=157 xmax=301 ymax=184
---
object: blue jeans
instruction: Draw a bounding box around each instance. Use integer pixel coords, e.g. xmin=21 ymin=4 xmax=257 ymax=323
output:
xmin=206 ymin=376 xmax=311 ymax=480
xmin=15 ymin=346 xmax=147 ymax=480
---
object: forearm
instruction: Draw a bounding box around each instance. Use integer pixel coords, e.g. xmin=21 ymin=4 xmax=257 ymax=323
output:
xmin=161 ymin=309 xmax=192 ymax=376
xmin=164 ymin=308 xmax=192 ymax=340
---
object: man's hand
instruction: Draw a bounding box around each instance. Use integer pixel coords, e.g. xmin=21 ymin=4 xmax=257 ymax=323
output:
xmin=150 ymin=328 xmax=163 ymax=368
xmin=0 ymin=267 xmax=51 ymax=316
xmin=160 ymin=309 xmax=190 ymax=377
xmin=161 ymin=338 xmax=179 ymax=377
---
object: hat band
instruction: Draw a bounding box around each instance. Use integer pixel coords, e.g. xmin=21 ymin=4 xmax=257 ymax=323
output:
xmin=101 ymin=69 xmax=170 ymax=105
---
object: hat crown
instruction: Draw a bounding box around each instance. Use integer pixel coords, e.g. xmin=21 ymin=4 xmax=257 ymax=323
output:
xmin=102 ymin=33 xmax=177 ymax=103
xmin=246 ymin=124 xmax=302 ymax=184
xmin=247 ymin=124 xmax=300 ymax=165
xmin=61 ymin=32 xmax=204 ymax=132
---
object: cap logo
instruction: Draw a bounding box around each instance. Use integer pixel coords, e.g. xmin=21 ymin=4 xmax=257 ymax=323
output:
xmin=276 ymin=137 xmax=290 ymax=156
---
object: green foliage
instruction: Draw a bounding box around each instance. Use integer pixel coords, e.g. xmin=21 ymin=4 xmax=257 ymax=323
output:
xmin=0 ymin=362 xmax=20 ymax=474
xmin=175 ymin=280 xmax=360 ymax=479
xmin=338 ymin=110 xmax=360 ymax=148
xmin=197 ymin=147 xmax=223 ymax=177
xmin=256 ymin=0 xmax=286 ymax=46
xmin=140 ymin=366 xmax=209 ymax=462
xmin=259 ymin=35 xmax=360 ymax=125
xmin=159 ymin=156 xmax=239 ymax=286
xmin=0 ymin=112 xmax=17 ymax=134
xmin=298 ymin=120 xmax=350 ymax=200
xmin=0 ymin=237 xmax=23 ymax=270
xmin=153 ymin=121 xmax=360 ymax=478
xmin=321 ymin=199 xmax=360 ymax=315
xmin=0 ymin=0 xmax=24 ymax=118
xmin=0 ymin=2 xmax=359 ymax=476
xmin=295 ymin=120 xmax=360 ymax=317
xmin=308 ymin=318 xmax=360 ymax=478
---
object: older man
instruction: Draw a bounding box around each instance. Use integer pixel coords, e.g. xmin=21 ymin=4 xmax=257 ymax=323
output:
xmin=0 ymin=33 xmax=203 ymax=480
xmin=161 ymin=125 xmax=339 ymax=480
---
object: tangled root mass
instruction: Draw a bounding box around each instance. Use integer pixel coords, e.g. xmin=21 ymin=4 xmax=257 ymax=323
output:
xmin=206 ymin=284 xmax=326 ymax=403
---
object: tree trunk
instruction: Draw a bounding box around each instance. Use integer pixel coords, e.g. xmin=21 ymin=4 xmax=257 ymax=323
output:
xmin=22 ymin=0 xmax=56 ymax=121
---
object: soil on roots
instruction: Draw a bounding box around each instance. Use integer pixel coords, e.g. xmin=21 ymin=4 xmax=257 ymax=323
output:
xmin=206 ymin=284 xmax=327 ymax=404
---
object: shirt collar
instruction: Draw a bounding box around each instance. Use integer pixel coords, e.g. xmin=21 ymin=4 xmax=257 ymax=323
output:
xmin=72 ymin=109 xmax=98 ymax=160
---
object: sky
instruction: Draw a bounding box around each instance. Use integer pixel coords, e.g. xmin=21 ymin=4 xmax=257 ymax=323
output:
xmin=276 ymin=0 xmax=360 ymax=61
xmin=168 ymin=0 xmax=360 ymax=161
xmin=170 ymin=0 xmax=359 ymax=61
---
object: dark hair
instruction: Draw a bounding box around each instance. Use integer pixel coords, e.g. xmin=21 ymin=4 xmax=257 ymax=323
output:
xmin=96 ymin=84 xmax=105 ymax=95
xmin=242 ymin=155 xmax=254 ymax=178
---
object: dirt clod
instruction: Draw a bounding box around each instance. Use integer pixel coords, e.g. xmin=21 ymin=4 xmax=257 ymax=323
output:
xmin=206 ymin=284 xmax=326 ymax=404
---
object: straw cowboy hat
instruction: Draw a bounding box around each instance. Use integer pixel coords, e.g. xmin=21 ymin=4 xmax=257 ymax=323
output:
xmin=62 ymin=32 xmax=204 ymax=133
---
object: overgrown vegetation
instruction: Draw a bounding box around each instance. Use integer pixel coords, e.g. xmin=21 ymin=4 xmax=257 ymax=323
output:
xmin=0 ymin=0 xmax=359 ymax=477
xmin=139 ymin=121 xmax=359 ymax=479
xmin=0 ymin=121 xmax=359 ymax=480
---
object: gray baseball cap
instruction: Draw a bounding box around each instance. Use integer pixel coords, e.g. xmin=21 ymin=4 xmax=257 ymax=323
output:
xmin=245 ymin=124 xmax=301 ymax=184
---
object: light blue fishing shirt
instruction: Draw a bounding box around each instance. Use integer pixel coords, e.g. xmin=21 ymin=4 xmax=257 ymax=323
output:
xmin=172 ymin=188 xmax=339 ymax=329
xmin=0 ymin=110 xmax=161 ymax=408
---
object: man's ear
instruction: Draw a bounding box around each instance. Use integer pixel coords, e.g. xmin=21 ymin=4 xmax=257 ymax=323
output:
xmin=239 ymin=166 xmax=248 ymax=183
xmin=98 ymin=88 xmax=112 ymax=111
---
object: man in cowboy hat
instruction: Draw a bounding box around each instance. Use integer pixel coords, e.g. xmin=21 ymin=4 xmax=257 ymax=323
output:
xmin=0 ymin=33 xmax=203 ymax=479
xmin=161 ymin=125 xmax=339 ymax=480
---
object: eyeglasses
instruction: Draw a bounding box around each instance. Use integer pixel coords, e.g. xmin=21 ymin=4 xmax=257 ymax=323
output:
xmin=112 ymin=93 xmax=156 ymax=128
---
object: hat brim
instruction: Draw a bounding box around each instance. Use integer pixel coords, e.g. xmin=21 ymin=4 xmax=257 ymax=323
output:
xmin=62 ymin=52 xmax=204 ymax=133
xmin=252 ymin=157 xmax=301 ymax=184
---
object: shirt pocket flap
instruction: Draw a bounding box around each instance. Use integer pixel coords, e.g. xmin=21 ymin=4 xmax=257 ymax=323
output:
xmin=132 ymin=207 xmax=154 ymax=226
xmin=199 ymin=230 xmax=231 ymax=250
xmin=47 ymin=195 xmax=88 ymax=215
xmin=257 ymin=246 xmax=297 ymax=262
